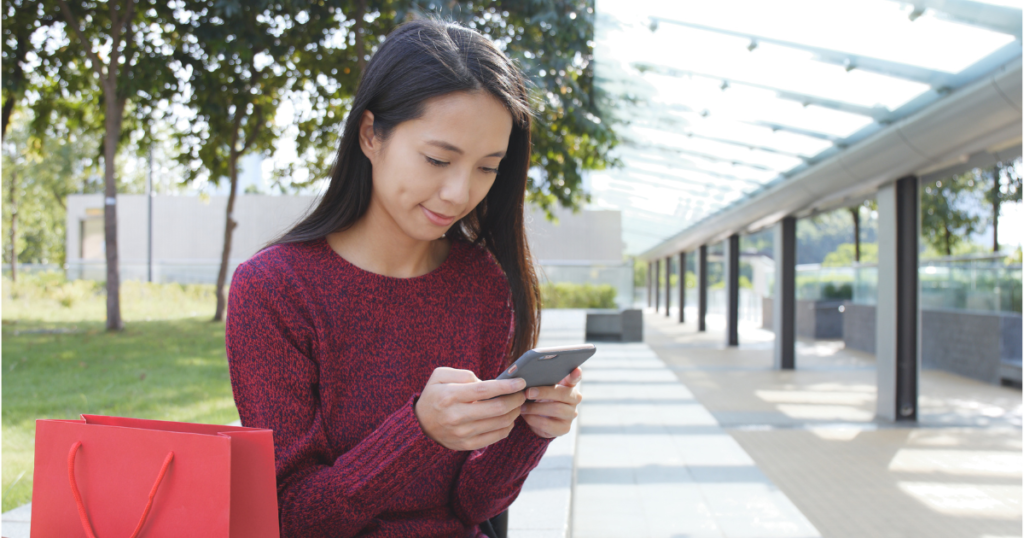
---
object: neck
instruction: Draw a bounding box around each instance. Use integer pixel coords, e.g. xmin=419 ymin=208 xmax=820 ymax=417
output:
xmin=326 ymin=200 xmax=448 ymax=278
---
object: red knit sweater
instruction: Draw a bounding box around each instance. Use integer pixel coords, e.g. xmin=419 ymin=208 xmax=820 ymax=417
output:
xmin=225 ymin=237 xmax=552 ymax=538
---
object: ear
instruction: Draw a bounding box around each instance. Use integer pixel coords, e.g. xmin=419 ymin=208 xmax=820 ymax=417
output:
xmin=358 ymin=110 xmax=379 ymax=163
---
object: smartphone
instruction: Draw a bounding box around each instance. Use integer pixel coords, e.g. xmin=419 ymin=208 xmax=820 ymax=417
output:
xmin=495 ymin=344 xmax=596 ymax=389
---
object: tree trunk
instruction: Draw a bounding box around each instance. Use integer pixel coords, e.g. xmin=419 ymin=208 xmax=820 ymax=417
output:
xmin=1 ymin=94 xmax=14 ymax=142
xmin=943 ymin=225 xmax=952 ymax=257
xmin=9 ymin=168 xmax=17 ymax=282
xmin=849 ymin=206 xmax=860 ymax=263
xmin=213 ymin=145 xmax=241 ymax=322
xmin=355 ymin=0 xmax=366 ymax=73
xmin=2 ymin=34 xmax=25 ymax=142
xmin=991 ymin=167 xmax=1001 ymax=253
xmin=103 ymin=91 xmax=125 ymax=331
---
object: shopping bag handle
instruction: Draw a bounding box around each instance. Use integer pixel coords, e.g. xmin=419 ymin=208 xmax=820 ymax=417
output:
xmin=67 ymin=441 xmax=175 ymax=538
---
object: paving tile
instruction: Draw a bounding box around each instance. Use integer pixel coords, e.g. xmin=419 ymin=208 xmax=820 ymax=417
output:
xmin=643 ymin=312 xmax=1023 ymax=538
xmin=572 ymin=340 xmax=821 ymax=538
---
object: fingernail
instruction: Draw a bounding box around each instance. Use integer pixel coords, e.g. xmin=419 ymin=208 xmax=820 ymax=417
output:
xmin=515 ymin=378 xmax=527 ymax=390
xmin=527 ymin=388 xmax=538 ymax=399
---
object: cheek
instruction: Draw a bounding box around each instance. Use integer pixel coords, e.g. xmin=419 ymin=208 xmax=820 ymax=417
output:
xmin=374 ymin=158 xmax=428 ymax=207
xmin=468 ymin=176 xmax=498 ymax=209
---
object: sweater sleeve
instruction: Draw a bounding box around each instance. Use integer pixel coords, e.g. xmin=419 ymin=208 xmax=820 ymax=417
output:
xmin=449 ymin=299 xmax=554 ymax=526
xmin=450 ymin=417 xmax=553 ymax=525
xmin=225 ymin=261 xmax=459 ymax=538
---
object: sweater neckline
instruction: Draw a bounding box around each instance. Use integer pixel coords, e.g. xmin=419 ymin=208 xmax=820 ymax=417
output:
xmin=316 ymin=236 xmax=463 ymax=284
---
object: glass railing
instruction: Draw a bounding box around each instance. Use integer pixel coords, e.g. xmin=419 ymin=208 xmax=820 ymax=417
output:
xmin=789 ymin=255 xmax=1021 ymax=314
xmin=919 ymin=256 xmax=1022 ymax=314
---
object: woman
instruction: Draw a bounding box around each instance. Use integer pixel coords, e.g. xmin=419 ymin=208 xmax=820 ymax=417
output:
xmin=225 ymin=19 xmax=584 ymax=538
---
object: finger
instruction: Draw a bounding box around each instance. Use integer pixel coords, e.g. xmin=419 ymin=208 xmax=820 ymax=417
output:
xmin=460 ymin=418 xmax=518 ymax=451
xmin=428 ymin=367 xmax=480 ymax=385
xmin=459 ymin=405 xmax=521 ymax=438
xmin=522 ymin=414 xmax=568 ymax=439
xmin=458 ymin=392 xmax=527 ymax=422
xmin=520 ymin=400 xmax=578 ymax=421
xmin=557 ymin=367 xmax=583 ymax=388
xmin=452 ymin=378 xmax=526 ymax=403
xmin=526 ymin=385 xmax=581 ymax=405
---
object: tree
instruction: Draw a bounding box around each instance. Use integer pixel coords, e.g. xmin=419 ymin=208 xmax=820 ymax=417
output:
xmin=1 ymin=0 xmax=59 ymax=140
xmin=284 ymin=0 xmax=386 ymax=188
xmin=2 ymin=111 xmax=103 ymax=274
xmin=848 ymin=206 xmax=860 ymax=263
xmin=174 ymin=0 xmax=335 ymax=322
xmin=289 ymin=1 xmax=618 ymax=215
xmin=56 ymin=0 xmax=179 ymax=330
xmin=822 ymin=242 xmax=878 ymax=266
xmin=921 ymin=173 xmax=983 ymax=257
xmin=399 ymin=1 xmax=618 ymax=216
xmin=981 ymin=159 xmax=1023 ymax=252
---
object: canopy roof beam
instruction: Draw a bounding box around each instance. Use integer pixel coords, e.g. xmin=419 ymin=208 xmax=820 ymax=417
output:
xmin=651 ymin=17 xmax=965 ymax=87
xmin=635 ymin=62 xmax=891 ymax=120
xmin=902 ymin=0 xmax=1022 ymax=40
xmin=613 ymin=149 xmax=770 ymax=185
xmin=621 ymin=139 xmax=782 ymax=174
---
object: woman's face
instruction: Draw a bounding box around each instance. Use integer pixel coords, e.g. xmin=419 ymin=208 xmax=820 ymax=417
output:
xmin=359 ymin=91 xmax=514 ymax=242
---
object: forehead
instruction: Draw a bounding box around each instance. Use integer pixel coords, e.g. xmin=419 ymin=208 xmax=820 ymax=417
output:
xmin=399 ymin=91 xmax=514 ymax=154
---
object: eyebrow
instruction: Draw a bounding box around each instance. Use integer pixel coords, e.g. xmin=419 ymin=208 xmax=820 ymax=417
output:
xmin=425 ymin=139 xmax=506 ymax=158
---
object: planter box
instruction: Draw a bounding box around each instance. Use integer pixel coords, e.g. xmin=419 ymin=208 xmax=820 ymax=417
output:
xmin=585 ymin=309 xmax=643 ymax=342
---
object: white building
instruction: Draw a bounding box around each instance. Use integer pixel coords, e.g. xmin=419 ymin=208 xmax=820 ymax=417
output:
xmin=65 ymin=194 xmax=631 ymax=305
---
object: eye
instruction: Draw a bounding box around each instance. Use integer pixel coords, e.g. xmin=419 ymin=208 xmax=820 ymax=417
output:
xmin=481 ymin=167 xmax=500 ymax=175
xmin=425 ymin=156 xmax=449 ymax=167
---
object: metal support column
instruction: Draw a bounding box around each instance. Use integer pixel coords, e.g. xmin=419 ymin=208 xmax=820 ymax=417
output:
xmin=876 ymin=176 xmax=919 ymax=422
xmin=773 ymin=217 xmax=796 ymax=369
xmin=664 ymin=256 xmax=671 ymax=318
xmin=678 ymin=251 xmax=686 ymax=323
xmin=654 ymin=258 xmax=660 ymax=313
xmin=697 ymin=245 xmax=708 ymax=332
xmin=647 ymin=262 xmax=652 ymax=308
xmin=725 ymin=234 xmax=740 ymax=347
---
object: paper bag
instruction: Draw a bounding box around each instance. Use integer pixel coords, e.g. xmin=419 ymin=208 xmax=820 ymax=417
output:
xmin=30 ymin=415 xmax=279 ymax=538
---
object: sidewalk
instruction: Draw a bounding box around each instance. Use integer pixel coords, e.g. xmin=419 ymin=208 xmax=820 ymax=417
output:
xmin=572 ymin=340 xmax=821 ymax=538
xmin=643 ymin=310 xmax=1022 ymax=538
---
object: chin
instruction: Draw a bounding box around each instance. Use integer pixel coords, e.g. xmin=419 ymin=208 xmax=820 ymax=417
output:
xmin=403 ymin=223 xmax=447 ymax=242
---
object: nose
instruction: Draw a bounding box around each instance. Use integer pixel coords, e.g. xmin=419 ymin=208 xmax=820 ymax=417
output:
xmin=437 ymin=167 xmax=471 ymax=209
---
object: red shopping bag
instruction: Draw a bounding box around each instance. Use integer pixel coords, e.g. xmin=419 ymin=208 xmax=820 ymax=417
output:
xmin=30 ymin=415 xmax=279 ymax=538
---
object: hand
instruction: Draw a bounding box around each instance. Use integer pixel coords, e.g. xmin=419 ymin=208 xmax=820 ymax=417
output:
xmin=520 ymin=367 xmax=583 ymax=439
xmin=415 ymin=367 xmax=527 ymax=451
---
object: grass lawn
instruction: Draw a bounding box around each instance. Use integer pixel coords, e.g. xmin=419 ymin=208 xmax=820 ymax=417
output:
xmin=1 ymin=274 xmax=239 ymax=512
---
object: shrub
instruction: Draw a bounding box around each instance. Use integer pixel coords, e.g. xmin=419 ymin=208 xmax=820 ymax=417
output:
xmin=821 ymin=282 xmax=853 ymax=300
xmin=540 ymin=282 xmax=617 ymax=309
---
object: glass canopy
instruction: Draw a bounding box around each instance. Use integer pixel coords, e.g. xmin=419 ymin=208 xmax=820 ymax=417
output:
xmin=590 ymin=0 xmax=1023 ymax=254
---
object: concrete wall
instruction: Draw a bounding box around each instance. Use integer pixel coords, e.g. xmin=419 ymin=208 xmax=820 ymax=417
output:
xmin=761 ymin=297 xmax=842 ymax=339
xmin=66 ymin=194 xmax=317 ymax=266
xmin=840 ymin=303 xmax=1022 ymax=385
xmin=842 ymin=303 xmax=877 ymax=354
xmin=796 ymin=299 xmax=844 ymax=340
xmin=1002 ymin=315 xmax=1023 ymax=362
xmin=763 ymin=298 xmax=1021 ymax=384
xmin=66 ymin=194 xmax=625 ymax=281
xmin=524 ymin=205 xmax=624 ymax=264
xmin=920 ymin=309 xmax=1009 ymax=385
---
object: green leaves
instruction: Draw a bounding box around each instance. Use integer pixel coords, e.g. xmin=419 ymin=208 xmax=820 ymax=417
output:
xmin=400 ymin=0 xmax=618 ymax=217
xmin=921 ymin=172 xmax=985 ymax=257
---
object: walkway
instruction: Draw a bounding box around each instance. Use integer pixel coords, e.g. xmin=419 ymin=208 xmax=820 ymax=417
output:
xmin=572 ymin=340 xmax=820 ymax=537
xmin=640 ymin=310 xmax=1022 ymax=538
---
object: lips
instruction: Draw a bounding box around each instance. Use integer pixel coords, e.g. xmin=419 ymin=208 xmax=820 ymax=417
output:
xmin=420 ymin=205 xmax=456 ymax=226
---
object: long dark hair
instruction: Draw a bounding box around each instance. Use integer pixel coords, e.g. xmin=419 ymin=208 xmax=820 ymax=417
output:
xmin=272 ymin=19 xmax=540 ymax=364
